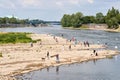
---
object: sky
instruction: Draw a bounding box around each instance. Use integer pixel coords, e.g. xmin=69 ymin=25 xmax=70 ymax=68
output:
xmin=0 ymin=0 xmax=120 ymax=21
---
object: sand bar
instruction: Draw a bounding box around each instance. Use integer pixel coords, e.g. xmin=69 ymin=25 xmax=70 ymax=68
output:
xmin=0 ymin=34 xmax=119 ymax=80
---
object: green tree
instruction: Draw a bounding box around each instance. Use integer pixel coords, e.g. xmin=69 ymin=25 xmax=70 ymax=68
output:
xmin=105 ymin=7 xmax=119 ymax=29
xmin=61 ymin=7 xmax=120 ymax=29
xmin=0 ymin=17 xmax=8 ymax=24
xmin=106 ymin=17 xmax=119 ymax=29
xmin=82 ymin=16 xmax=96 ymax=24
xmin=96 ymin=12 xmax=105 ymax=23
xmin=61 ymin=12 xmax=83 ymax=27
xmin=9 ymin=17 xmax=17 ymax=24
xmin=61 ymin=14 xmax=72 ymax=27
xmin=71 ymin=12 xmax=83 ymax=28
xmin=116 ymin=14 xmax=120 ymax=24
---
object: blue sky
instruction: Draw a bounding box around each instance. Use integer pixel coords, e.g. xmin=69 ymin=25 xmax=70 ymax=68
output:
xmin=0 ymin=0 xmax=120 ymax=21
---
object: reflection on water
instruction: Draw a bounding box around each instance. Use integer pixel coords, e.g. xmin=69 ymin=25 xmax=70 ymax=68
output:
xmin=47 ymin=67 xmax=49 ymax=72
xmin=56 ymin=66 xmax=59 ymax=75
xmin=93 ymin=59 xmax=97 ymax=65
xmin=15 ymin=55 xmax=120 ymax=80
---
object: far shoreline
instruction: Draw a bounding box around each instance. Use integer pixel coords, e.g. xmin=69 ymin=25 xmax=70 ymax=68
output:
xmin=63 ymin=26 xmax=120 ymax=33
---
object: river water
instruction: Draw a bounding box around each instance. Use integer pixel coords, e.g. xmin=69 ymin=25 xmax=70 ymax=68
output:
xmin=0 ymin=25 xmax=120 ymax=80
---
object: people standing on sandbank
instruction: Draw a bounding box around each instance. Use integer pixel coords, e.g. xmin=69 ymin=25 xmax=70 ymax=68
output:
xmin=61 ymin=34 xmax=63 ymax=37
xmin=93 ymin=49 xmax=98 ymax=56
xmin=50 ymin=54 xmax=60 ymax=63
xmin=84 ymin=41 xmax=86 ymax=47
xmin=56 ymin=54 xmax=60 ymax=63
xmin=93 ymin=49 xmax=96 ymax=54
xmin=86 ymin=41 xmax=90 ymax=47
xmin=47 ymin=51 xmax=50 ymax=59
xmin=84 ymin=41 xmax=90 ymax=47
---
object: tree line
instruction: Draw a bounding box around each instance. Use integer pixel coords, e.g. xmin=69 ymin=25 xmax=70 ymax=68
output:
xmin=61 ymin=7 xmax=120 ymax=29
xmin=0 ymin=17 xmax=28 ymax=24
xmin=0 ymin=17 xmax=45 ymax=25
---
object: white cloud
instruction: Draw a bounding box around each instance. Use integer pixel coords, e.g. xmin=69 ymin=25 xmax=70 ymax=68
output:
xmin=0 ymin=0 xmax=91 ymax=9
xmin=69 ymin=0 xmax=80 ymax=5
xmin=55 ymin=1 xmax=63 ymax=7
xmin=88 ymin=0 xmax=94 ymax=3
xmin=18 ymin=0 xmax=43 ymax=8
xmin=0 ymin=0 xmax=16 ymax=9
xmin=1 ymin=0 xmax=120 ymax=21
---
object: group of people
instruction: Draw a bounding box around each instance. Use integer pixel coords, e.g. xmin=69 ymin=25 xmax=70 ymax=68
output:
xmin=83 ymin=41 xmax=90 ymax=47
xmin=30 ymin=34 xmax=101 ymax=64
xmin=42 ymin=51 xmax=60 ymax=63
xmin=93 ymin=49 xmax=98 ymax=56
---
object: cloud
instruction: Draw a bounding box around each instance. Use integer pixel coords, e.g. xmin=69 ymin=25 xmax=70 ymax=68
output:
xmin=0 ymin=0 xmax=16 ymax=9
xmin=0 ymin=0 xmax=93 ymax=10
xmin=0 ymin=0 xmax=120 ymax=21
xmin=19 ymin=0 xmax=43 ymax=8
xmin=88 ymin=0 xmax=94 ymax=3
xmin=69 ymin=0 xmax=80 ymax=5
xmin=55 ymin=1 xmax=63 ymax=7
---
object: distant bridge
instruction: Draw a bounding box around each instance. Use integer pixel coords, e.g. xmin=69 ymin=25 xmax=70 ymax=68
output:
xmin=44 ymin=21 xmax=61 ymax=25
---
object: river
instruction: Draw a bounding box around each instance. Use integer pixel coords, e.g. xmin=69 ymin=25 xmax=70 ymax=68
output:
xmin=0 ymin=25 xmax=120 ymax=80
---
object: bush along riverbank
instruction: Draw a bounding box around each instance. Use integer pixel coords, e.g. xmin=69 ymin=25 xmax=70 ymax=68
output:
xmin=0 ymin=32 xmax=39 ymax=44
xmin=61 ymin=7 xmax=120 ymax=30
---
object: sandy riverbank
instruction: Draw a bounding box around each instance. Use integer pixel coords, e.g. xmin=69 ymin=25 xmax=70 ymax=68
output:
xmin=0 ymin=33 xmax=119 ymax=80
xmin=63 ymin=26 xmax=120 ymax=32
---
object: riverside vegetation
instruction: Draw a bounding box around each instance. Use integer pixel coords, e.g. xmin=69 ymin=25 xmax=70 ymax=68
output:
xmin=61 ymin=7 xmax=120 ymax=29
xmin=0 ymin=32 xmax=39 ymax=44
xmin=0 ymin=52 xmax=2 ymax=57
xmin=0 ymin=16 xmax=47 ymax=27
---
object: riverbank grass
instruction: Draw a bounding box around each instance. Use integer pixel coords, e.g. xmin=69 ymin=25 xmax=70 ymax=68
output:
xmin=0 ymin=52 xmax=2 ymax=57
xmin=0 ymin=32 xmax=38 ymax=44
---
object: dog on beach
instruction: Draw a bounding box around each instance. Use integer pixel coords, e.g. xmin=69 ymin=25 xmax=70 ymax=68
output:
xmin=41 ymin=57 xmax=45 ymax=61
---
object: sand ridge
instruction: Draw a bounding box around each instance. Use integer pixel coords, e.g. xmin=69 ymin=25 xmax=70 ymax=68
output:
xmin=0 ymin=34 xmax=119 ymax=79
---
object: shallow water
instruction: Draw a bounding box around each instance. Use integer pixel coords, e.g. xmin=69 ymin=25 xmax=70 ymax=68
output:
xmin=15 ymin=55 xmax=120 ymax=80
xmin=1 ymin=25 xmax=120 ymax=80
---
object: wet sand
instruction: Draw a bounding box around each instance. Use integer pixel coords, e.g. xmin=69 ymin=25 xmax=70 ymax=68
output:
xmin=0 ymin=34 xmax=119 ymax=80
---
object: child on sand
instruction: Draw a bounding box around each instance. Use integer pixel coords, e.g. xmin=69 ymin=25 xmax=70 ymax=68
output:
xmin=30 ymin=42 xmax=33 ymax=47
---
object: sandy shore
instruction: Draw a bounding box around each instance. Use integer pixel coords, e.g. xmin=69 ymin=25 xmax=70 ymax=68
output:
xmin=0 ymin=34 xmax=119 ymax=80
xmin=63 ymin=26 xmax=120 ymax=32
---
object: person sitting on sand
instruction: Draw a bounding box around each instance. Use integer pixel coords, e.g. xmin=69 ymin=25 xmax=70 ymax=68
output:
xmin=95 ymin=52 xmax=98 ymax=56
xmin=69 ymin=45 xmax=71 ymax=50
xmin=30 ymin=42 xmax=33 ymax=47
